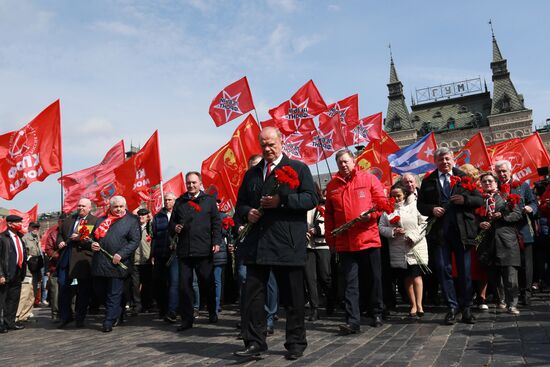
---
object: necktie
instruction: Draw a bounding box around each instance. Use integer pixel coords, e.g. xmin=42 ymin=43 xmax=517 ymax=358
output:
xmin=442 ymin=173 xmax=451 ymax=197
xmin=487 ymin=193 xmax=496 ymax=214
xmin=14 ymin=235 xmax=23 ymax=268
xmin=265 ymin=163 xmax=273 ymax=180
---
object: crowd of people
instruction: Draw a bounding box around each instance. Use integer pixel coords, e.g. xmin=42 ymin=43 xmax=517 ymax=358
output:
xmin=1 ymin=126 xmax=550 ymax=361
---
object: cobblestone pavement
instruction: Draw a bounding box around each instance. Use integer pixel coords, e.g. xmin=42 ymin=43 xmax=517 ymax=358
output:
xmin=2 ymin=291 xmax=550 ymax=366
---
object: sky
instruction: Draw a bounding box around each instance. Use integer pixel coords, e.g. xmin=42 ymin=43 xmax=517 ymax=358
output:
xmin=1 ymin=0 xmax=549 ymax=213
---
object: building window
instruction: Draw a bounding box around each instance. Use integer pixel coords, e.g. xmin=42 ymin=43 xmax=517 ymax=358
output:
xmin=432 ymin=111 xmax=442 ymax=118
xmin=389 ymin=116 xmax=402 ymax=131
xmin=447 ymin=118 xmax=456 ymax=130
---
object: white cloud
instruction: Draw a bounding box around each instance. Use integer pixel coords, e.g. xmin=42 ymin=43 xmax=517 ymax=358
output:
xmin=92 ymin=20 xmax=140 ymax=36
xmin=267 ymin=0 xmax=299 ymax=12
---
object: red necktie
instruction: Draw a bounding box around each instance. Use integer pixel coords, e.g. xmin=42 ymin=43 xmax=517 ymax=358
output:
xmin=14 ymin=235 xmax=23 ymax=268
xmin=265 ymin=163 xmax=273 ymax=180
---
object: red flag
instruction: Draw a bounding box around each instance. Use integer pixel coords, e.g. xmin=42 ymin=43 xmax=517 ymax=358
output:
xmin=201 ymin=115 xmax=262 ymax=210
xmin=0 ymin=204 xmax=38 ymax=233
xmin=346 ymin=112 xmax=383 ymax=146
xmin=268 ymin=80 xmax=327 ymax=134
xmin=111 ymin=131 xmax=162 ymax=211
xmin=303 ymin=114 xmax=347 ymax=164
xmin=455 ymin=132 xmax=491 ymax=171
xmin=0 ymin=100 xmax=62 ymax=200
xmin=151 ymin=172 xmax=185 ymax=215
xmin=355 ymin=131 xmax=400 ymax=188
xmin=281 ymin=127 xmax=316 ymax=164
xmin=319 ymin=94 xmax=359 ymax=145
xmin=488 ymin=133 xmax=550 ymax=183
xmin=59 ymin=140 xmax=125 ymax=213
xmin=209 ymin=77 xmax=255 ymax=127
xmin=260 ymin=118 xmax=277 ymax=129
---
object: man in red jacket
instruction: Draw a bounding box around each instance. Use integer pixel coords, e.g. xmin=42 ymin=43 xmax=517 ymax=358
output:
xmin=325 ymin=149 xmax=387 ymax=334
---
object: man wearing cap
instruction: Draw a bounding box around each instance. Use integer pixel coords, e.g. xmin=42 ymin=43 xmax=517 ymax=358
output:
xmin=56 ymin=198 xmax=98 ymax=328
xmin=131 ymin=208 xmax=153 ymax=314
xmin=17 ymin=222 xmax=43 ymax=322
xmin=0 ymin=215 xmax=27 ymax=332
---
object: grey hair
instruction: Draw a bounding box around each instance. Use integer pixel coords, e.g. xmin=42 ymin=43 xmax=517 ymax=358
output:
xmin=259 ymin=126 xmax=283 ymax=140
xmin=494 ymin=160 xmax=512 ymax=171
xmin=433 ymin=147 xmax=453 ymax=159
xmin=109 ymin=195 xmax=127 ymax=207
xmin=401 ymin=172 xmax=420 ymax=186
xmin=164 ymin=192 xmax=176 ymax=199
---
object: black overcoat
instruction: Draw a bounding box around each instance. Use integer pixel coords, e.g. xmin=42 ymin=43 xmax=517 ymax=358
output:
xmin=57 ymin=213 xmax=98 ymax=279
xmin=235 ymin=154 xmax=318 ymax=266
xmin=91 ymin=213 xmax=140 ymax=278
xmin=417 ymin=167 xmax=483 ymax=247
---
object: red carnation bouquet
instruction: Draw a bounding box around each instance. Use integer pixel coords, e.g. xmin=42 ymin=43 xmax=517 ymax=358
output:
xmin=238 ymin=165 xmax=300 ymax=242
xmin=222 ymin=217 xmax=235 ymax=230
xmin=474 ymin=187 xmax=523 ymax=248
xmin=389 ymin=215 xmax=401 ymax=225
xmin=78 ymin=220 xmax=93 ymax=241
xmin=331 ymin=197 xmax=395 ymax=237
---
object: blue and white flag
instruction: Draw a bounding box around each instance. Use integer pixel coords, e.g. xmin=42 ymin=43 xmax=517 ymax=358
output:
xmin=387 ymin=132 xmax=437 ymax=175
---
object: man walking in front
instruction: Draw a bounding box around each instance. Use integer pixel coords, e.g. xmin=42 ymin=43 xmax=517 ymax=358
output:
xmin=234 ymin=127 xmax=317 ymax=360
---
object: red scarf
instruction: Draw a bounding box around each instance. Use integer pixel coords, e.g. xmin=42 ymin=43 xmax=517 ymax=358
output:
xmin=94 ymin=210 xmax=126 ymax=240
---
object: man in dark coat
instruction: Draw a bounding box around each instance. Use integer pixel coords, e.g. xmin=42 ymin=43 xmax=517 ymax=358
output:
xmin=0 ymin=215 xmax=27 ymax=332
xmin=56 ymin=198 xmax=98 ymax=328
xmin=417 ymin=147 xmax=483 ymax=325
xmin=495 ymin=160 xmax=538 ymax=306
xmin=233 ymin=127 xmax=318 ymax=361
xmin=169 ymin=171 xmax=221 ymax=331
xmin=91 ymin=195 xmax=140 ymax=332
xmin=151 ymin=192 xmax=179 ymax=322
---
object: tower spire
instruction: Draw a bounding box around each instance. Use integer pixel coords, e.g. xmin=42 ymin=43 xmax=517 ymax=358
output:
xmin=385 ymin=49 xmax=412 ymax=131
xmin=489 ymin=20 xmax=503 ymax=62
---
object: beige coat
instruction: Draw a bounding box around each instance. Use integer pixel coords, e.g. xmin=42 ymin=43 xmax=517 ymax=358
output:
xmin=379 ymin=195 xmax=428 ymax=269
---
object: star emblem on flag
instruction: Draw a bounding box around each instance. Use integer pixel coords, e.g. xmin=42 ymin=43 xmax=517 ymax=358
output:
xmin=323 ymin=102 xmax=351 ymax=124
xmin=283 ymin=99 xmax=312 ymax=131
xmin=351 ymin=123 xmax=374 ymax=144
xmin=214 ymin=90 xmax=243 ymax=122
xmin=282 ymin=135 xmax=304 ymax=159
xmin=306 ymin=130 xmax=336 ymax=162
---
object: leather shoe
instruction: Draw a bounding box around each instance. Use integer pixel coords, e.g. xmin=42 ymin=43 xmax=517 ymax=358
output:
xmin=57 ymin=319 xmax=73 ymax=329
xmin=102 ymin=325 xmax=113 ymax=333
xmin=445 ymin=309 xmax=457 ymax=325
xmin=0 ymin=327 xmax=7 ymax=333
xmin=177 ymin=322 xmax=193 ymax=331
xmin=234 ymin=344 xmax=266 ymax=357
xmin=339 ymin=323 xmax=361 ymax=335
xmin=285 ymin=351 xmax=303 ymax=360
xmin=462 ymin=308 xmax=476 ymax=324
xmin=209 ymin=314 xmax=218 ymax=323
xmin=371 ymin=315 xmax=383 ymax=327
xmin=308 ymin=308 xmax=319 ymax=321
xmin=266 ymin=326 xmax=274 ymax=336
xmin=76 ymin=320 xmax=85 ymax=328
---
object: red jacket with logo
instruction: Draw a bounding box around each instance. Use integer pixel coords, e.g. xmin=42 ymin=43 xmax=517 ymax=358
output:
xmin=325 ymin=169 xmax=386 ymax=252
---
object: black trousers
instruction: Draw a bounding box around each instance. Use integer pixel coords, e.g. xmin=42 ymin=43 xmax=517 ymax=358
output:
xmin=131 ymin=264 xmax=153 ymax=311
xmin=242 ymin=264 xmax=307 ymax=353
xmin=340 ymin=248 xmax=383 ymax=327
xmin=519 ymin=243 xmax=534 ymax=297
xmin=304 ymin=249 xmax=331 ymax=309
xmin=0 ymin=280 xmax=22 ymax=328
xmin=178 ymin=257 xmax=216 ymax=324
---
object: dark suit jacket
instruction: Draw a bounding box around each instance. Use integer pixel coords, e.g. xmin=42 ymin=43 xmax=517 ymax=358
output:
xmin=235 ymin=154 xmax=318 ymax=266
xmin=57 ymin=214 xmax=98 ymax=279
xmin=417 ymin=167 xmax=483 ymax=247
xmin=0 ymin=230 xmax=27 ymax=283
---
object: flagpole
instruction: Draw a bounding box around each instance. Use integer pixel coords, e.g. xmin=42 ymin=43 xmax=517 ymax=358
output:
xmin=252 ymin=109 xmax=263 ymax=130
xmin=60 ymin=171 xmax=64 ymax=215
xmin=314 ymin=162 xmax=322 ymax=189
xmin=312 ymin=122 xmax=333 ymax=177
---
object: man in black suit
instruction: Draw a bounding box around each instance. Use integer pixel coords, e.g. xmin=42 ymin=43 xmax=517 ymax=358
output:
xmin=56 ymin=198 xmax=98 ymax=328
xmin=417 ymin=147 xmax=483 ymax=325
xmin=169 ymin=171 xmax=221 ymax=331
xmin=233 ymin=127 xmax=318 ymax=360
xmin=0 ymin=215 xmax=27 ymax=333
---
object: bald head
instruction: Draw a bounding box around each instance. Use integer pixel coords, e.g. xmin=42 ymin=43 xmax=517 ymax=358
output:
xmin=259 ymin=127 xmax=283 ymax=163
xmin=77 ymin=198 xmax=92 ymax=218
